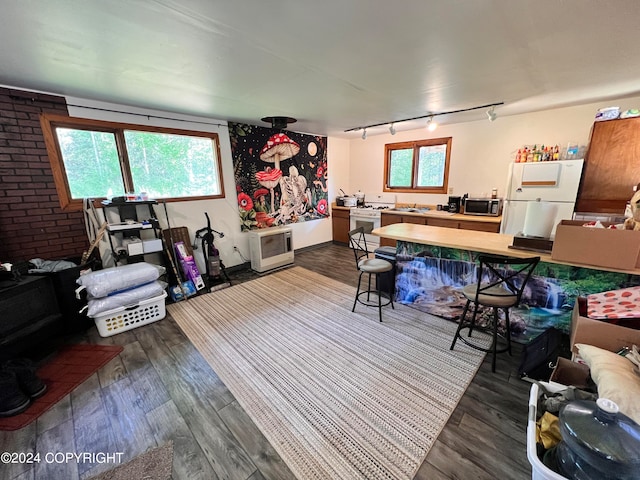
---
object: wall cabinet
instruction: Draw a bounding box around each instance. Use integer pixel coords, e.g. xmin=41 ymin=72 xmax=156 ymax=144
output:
xmin=331 ymin=207 xmax=351 ymax=244
xmin=379 ymin=213 xmax=500 ymax=247
xmin=576 ymin=117 xmax=640 ymax=214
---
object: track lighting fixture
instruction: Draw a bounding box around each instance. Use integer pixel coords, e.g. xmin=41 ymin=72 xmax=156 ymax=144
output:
xmin=344 ymin=101 xmax=504 ymax=134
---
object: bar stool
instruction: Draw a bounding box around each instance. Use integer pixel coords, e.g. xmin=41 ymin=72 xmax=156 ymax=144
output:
xmin=348 ymin=227 xmax=394 ymax=322
xmin=450 ymin=254 xmax=540 ymax=372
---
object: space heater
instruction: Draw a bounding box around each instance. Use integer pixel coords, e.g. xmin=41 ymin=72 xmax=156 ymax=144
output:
xmin=249 ymin=227 xmax=294 ymax=273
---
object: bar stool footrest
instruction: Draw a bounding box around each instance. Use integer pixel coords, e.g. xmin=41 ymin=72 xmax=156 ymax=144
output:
xmin=355 ymin=290 xmax=393 ymax=308
xmin=454 ymin=326 xmax=511 ymax=354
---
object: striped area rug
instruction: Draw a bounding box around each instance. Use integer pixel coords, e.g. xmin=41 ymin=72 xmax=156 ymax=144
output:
xmin=168 ymin=267 xmax=486 ymax=480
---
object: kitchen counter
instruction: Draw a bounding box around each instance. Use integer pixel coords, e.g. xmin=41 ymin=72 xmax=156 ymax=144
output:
xmin=331 ymin=203 xmax=352 ymax=211
xmin=372 ymin=222 xmax=640 ymax=275
xmin=332 ymin=203 xmax=502 ymax=223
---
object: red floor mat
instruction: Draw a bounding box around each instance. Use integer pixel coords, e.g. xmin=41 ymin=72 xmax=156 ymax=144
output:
xmin=0 ymin=344 xmax=123 ymax=431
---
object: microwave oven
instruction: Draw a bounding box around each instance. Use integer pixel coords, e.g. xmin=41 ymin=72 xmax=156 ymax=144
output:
xmin=464 ymin=198 xmax=502 ymax=216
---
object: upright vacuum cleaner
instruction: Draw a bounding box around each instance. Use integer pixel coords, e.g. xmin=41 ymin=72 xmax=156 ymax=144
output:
xmin=195 ymin=212 xmax=231 ymax=291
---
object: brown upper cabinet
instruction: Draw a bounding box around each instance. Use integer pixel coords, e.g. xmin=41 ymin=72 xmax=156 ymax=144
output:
xmin=576 ymin=117 xmax=640 ymax=214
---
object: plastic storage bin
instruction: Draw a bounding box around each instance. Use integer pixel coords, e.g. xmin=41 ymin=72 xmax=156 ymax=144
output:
xmin=92 ymin=292 xmax=167 ymax=337
xmin=527 ymin=382 xmax=569 ymax=480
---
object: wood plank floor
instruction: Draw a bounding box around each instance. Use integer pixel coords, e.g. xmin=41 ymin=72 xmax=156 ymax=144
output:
xmin=0 ymin=243 xmax=532 ymax=480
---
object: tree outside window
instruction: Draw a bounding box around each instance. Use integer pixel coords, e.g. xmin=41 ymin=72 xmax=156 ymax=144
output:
xmin=384 ymin=138 xmax=452 ymax=194
xmin=40 ymin=113 xmax=224 ymax=211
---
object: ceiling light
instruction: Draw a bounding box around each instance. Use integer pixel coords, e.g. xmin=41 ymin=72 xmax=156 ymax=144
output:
xmin=261 ymin=116 xmax=297 ymax=129
xmin=361 ymin=128 xmax=367 ymax=140
xmin=426 ymin=116 xmax=438 ymax=131
xmin=389 ymin=123 xmax=396 ymax=135
xmin=487 ymin=107 xmax=497 ymax=122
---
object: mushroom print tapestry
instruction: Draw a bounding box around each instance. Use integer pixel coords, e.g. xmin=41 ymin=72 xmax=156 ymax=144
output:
xmin=229 ymin=122 xmax=328 ymax=231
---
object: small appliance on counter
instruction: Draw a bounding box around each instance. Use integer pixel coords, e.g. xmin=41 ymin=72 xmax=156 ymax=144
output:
xmin=342 ymin=196 xmax=358 ymax=207
xmin=336 ymin=189 xmax=362 ymax=207
xmin=463 ymin=198 xmax=502 ymax=216
xmin=448 ymin=196 xmax=462 ymax=213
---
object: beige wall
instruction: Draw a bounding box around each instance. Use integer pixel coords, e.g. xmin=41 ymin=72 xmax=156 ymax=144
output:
xmin=341 ymin=96 xmax=640 ymax=206
xmin=66 ymin=94 xmax=640 ymax=270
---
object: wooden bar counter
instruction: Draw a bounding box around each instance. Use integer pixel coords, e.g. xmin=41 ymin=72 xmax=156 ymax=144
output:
xmin=372 ymin=223 xmax=640 ymax=343
xmin=372 ymin=222 xmax=640 ymax=275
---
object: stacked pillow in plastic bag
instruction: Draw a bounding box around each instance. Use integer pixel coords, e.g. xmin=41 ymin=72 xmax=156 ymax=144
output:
xmin=76 ymin=262 xmax=166 ymax=318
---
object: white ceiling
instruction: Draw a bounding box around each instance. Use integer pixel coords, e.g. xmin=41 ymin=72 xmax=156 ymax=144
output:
xmin=2 ymin=0 xmax=640 ymax=138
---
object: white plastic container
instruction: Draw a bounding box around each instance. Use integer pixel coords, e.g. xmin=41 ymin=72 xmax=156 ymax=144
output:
xmin=92 ymin=292 xmax=167 ymax=337
xmin=527 ymin=382 xmax=569 ymax=480
xmin=594 ymin=106 xmax=620 ymax=122
xmin=142 ymin=238 xmax=163 ymax=253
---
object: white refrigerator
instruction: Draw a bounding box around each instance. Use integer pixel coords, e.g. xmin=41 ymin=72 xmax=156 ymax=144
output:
xmin=500 ymin=159 xmax=585 ymax=236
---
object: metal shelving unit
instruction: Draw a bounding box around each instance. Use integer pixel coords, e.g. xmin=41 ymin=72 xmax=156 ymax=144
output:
xmin=102 ymin=200 xmax=166 ymax=267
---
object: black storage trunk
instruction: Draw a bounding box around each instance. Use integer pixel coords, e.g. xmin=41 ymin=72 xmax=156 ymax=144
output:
xmin=374 ymin=246 xmax=397 ymax=297
xmin=0 ymin=275 xmax=62 ymax=361
xmin=33 ymin=257 xmax=100 ymax=334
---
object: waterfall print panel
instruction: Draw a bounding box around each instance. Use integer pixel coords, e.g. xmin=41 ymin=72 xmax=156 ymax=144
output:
xmin=229 ymin=122 xmax=328 ymax=231
xmin=394 ymin=241 xmax=640 ymax=343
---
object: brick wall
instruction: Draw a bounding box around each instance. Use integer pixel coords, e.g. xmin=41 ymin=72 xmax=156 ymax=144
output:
xmin=0 ymin=87 xmax=88 ymax=262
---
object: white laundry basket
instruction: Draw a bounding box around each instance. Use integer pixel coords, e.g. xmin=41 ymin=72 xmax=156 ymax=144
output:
xmin=527 ymin=382 xmax=569 ymax=480
xmin=93 ymin=292 xmax=167 ymax=337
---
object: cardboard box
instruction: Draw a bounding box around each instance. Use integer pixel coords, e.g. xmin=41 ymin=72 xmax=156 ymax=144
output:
xmin=570 ymin=301 xmax=640 ymax=353
xmin=551 ymin=220 xmax=640 ymax=270
xmin=174 ymin=241 xmax=205 ymax=290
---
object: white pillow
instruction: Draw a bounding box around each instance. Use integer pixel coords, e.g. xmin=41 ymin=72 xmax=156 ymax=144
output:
xmin=576 ymin=343 xmax=640 ymax=425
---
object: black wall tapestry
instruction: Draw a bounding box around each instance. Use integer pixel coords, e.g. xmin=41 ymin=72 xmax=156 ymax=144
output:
xmin=229 ymin=122 xmax=328 ymax=231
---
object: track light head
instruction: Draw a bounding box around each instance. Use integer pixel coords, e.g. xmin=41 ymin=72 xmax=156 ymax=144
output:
xmin=426 ymin=116 xmax=438 ymax=132
xmin=487 ymin=107 xmax=497 ymax=122
xmin=361 ymin=128 xmax=367 ymax=140
xmin=389 ymin=123 xmax=396 ymax=135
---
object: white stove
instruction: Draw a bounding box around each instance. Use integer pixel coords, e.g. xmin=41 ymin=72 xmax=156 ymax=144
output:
xmin=349 ymin=193 xmax=396 ymax=248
